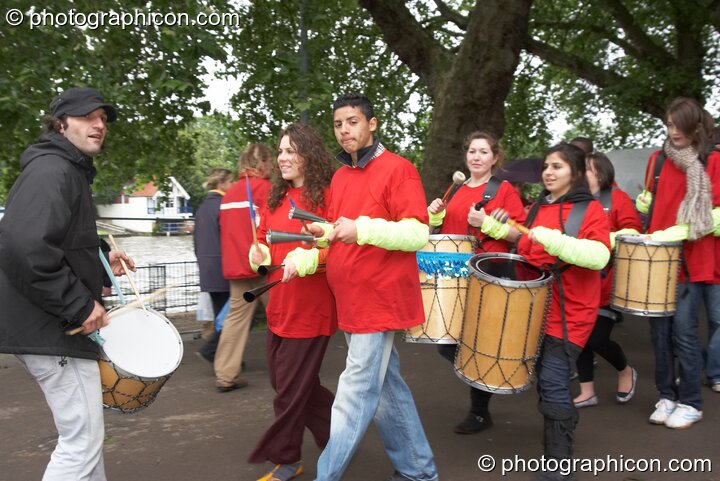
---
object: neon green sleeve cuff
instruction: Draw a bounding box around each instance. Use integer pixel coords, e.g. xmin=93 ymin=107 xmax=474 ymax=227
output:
xmin=635 ymin=190 xmax=652 ymax=214
xmin=712 ymin=207 xmax=720 ymax=236
xmin=532 ymin=226 xmax=610 ymax=270
xmin=649 ymin=224 xmax=689 ymax=242
xmin=355 ymin=217 xmax=429 ymax=251
xmin=285 ymin=247 xmax=319 ymax=277
xmin=248 ymin=243 xmax=271 ymax=272
xmin=311 ymin=222 xmax=334 ymax=248
xmin=427 ymin=208 xmax=446 ymax=227
xmin=610 ymin=228 xmax=640 ymax=250
xmin=480 ymin=215 xmax=510 ymax=240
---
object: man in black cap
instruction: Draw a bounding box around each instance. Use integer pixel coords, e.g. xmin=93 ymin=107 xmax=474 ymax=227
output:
xmin=0 ymin=87 xmax=134 ymax=481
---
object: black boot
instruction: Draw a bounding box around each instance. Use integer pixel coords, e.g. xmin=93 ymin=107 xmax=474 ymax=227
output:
xmin=532 ymin=403 xmax=578 ymax=481
xmin=454 ymin=410 xmax=493 ymax=434
xmin=454 ymin=387 xmax=493 ymax=434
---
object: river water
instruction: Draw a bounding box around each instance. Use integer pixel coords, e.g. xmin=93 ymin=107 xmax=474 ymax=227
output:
xmin=114 ymin=235 xmax=196 ymax=266
xmin=104 ymin=236 xmax=199 ymax=315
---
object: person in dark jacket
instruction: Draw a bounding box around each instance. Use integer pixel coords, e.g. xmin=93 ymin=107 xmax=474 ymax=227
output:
xmin=0 ymin=87 xmax=135 ymax=481
xmin=195 ymin=168 xmax=233 ymax=362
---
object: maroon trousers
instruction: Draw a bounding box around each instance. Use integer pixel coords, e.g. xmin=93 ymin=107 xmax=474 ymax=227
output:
xmin=247 ymin=331 xmax=334 ymax=464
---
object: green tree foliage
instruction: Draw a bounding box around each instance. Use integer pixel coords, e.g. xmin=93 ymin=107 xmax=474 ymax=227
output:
xmin=526 ymin=0 xmax=720 ymax=150
xmin=221 ymin=0 xmax=430 ymax=168
xmin=174 ymin=114 xmax=247 ymax=212
xmin=0 ymin=0 xmax=231 ymax=203
xmin=3 ymin=0 xmax=719 ymax=204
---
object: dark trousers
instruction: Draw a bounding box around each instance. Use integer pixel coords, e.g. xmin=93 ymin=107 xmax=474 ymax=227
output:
xmin=577 ymin=311 xmax=627 ymax=383
xmin=247 ymin=331 xmax=334 ymax=465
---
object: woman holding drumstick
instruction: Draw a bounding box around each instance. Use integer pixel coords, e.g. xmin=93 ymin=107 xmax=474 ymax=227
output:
xmin=247 ymin=123 xmax=336 ymax=481
xmin=635 ymin=97 xmax=720 ymax=429
xmin=427 ymin=130 xmax=526 ymax=435
xmin=481 ymin=143 xmax=610 ymax=480
xmin=572 ymin=152 xmax=642 ymax=409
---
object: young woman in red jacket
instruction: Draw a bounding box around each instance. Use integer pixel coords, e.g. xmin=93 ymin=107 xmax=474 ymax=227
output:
xmin=248 ymin=123 xmax=337 ymax=481
xmin=635 ymin=97 xmax=720 ymax=429
xmin=215 ymin=144 xmax=274 ymax=392
xmin=481 ymin=143 xmax=611 ymax=480
xmin=573 ymin=152 xmax=642 ymax=408
xmin=426 ymin=131 xmax=526 ymax=435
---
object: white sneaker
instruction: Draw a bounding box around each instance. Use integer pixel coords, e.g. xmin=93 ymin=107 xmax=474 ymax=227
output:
xmin=712 ymin=382 xmax=720 ymax=393
xmin=664 ymin=403 xmax=702 ymax=429
xmin=649 ymin=399 xmax=676 ymax=424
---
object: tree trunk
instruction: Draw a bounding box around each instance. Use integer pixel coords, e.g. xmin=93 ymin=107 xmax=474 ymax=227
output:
xmin=361 ymin=0 xmax=533 ymax=199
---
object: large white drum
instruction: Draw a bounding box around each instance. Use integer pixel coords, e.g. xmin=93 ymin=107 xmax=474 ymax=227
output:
xmin=98 ymin=306 xmax=183 ymax=413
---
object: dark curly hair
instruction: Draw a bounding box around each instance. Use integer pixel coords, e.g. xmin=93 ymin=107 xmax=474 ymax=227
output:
xmin=544 ymin=142 xmax=589 ymax=193
xmin=267 ymin=123 xmax=334 ymax=212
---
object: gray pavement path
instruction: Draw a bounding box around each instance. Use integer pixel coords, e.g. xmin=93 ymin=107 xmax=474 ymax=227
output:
xmin=1 ymin=315 xmax=718 ymax=481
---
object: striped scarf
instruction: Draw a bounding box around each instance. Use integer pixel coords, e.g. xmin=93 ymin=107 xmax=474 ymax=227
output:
xmin=663 ymin=138 xmax=713 ymax=240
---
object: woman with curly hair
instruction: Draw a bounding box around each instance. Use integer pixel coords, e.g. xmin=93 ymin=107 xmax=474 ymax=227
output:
xmin=248 ymin=123 xmax=337 ymax=481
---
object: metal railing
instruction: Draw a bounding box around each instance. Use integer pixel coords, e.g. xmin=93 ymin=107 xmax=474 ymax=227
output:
xmin=104 ymin=261 xmax=199 ymax=313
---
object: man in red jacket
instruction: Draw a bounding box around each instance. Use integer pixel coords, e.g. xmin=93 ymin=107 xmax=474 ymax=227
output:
xmin=291 ymin=93 xmax=438 ymax=481
xmin=215 ymin=144 xmax=273 ymax=392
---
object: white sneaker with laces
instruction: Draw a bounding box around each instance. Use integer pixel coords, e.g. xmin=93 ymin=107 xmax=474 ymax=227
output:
xmin=649 ymin=399 xmax=676 ymax=425
xmin=664 ymin=403 xmax=702 ymax=429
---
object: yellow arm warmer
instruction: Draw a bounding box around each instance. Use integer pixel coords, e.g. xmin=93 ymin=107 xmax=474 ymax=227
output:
xmin=531 ymin=226 xmax=610 ymax=270
xmin=310 ymin=222 xmax=334 ymax=248
xmin=427 ymin=208 xmax=446 ymax=227
xmin=635 ymin=190 xmax=652 ymax=214
xmin=480 ymin=215 xmax=510 ymax=240
xmin=355 ymin=217 xmax=429 ymax=251
xmin=285 ymin=247 xmax=320 ymax=277
xmin=648 ymin=224 xmax=689 ymax=242
xmin=610 ymin=228 xmax=641 ymax=250
xmin=248 ymin=243 xmax=271 ymax=272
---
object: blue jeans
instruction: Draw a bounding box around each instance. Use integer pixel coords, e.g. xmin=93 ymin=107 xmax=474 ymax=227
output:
xmin=314 ymin=331 xmax=438 ymax=481
xmin=701 ymin=284 xmax=720 ymax=384
xmin=649 ymin=282 xmax=705 ymax=410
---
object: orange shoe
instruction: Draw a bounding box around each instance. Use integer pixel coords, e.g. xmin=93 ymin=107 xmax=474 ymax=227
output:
xmin=257 ymin=461 xmax=304 ymax=481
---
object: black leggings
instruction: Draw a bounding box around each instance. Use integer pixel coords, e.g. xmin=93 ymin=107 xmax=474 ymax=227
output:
xmin=437 ymin=344 xmax=492 ymax=413
xmin=576 ymin=312 xmax=628 ymax=383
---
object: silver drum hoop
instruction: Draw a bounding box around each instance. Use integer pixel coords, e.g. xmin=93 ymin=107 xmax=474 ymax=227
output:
xmin=468 ymin=253 xmax=552 ymax=289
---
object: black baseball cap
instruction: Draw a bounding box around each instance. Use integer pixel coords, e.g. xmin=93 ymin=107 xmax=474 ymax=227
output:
xmin=49 ymin=87 xmax=117 ymax=122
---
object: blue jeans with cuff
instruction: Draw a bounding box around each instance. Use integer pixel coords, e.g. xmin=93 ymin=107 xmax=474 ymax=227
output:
xmin=314 ymin=331 xmax=438 ymax=481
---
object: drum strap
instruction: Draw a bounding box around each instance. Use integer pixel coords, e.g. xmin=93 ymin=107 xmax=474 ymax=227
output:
xmin=468 ymin=176 xmax=502 ymax=245
xmin=598 ymin=188 xmax=613 ymax=215
xmin=645 ymin=152 xmax=665 ymax=231
xmin=99 ymin=246 xmax=125 ymax=304
xmin=546 ymin=200 xmax=591 ymax=375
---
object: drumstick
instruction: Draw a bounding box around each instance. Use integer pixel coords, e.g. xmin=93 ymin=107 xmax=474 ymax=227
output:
xmin=65 ymin=286 xmax=170 ymax=336
xmin=245 ymin=174 xmax=259 ymax=248
xmin=644 ymin=153 xmax=657 ymax=193
xmin=440 ymin=171 xmax=466 ymax=203
xmin=507 ymin=218 xmax=531 ymax=236
xmin=107 ymin=235 xmax=145 ymax=311
xmin=492 ymin=210 xmax=531 ymax=235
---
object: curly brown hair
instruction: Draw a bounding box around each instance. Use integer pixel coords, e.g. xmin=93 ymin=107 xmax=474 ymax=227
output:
xmin=267 ymin=123 xmax=334 ymax=212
